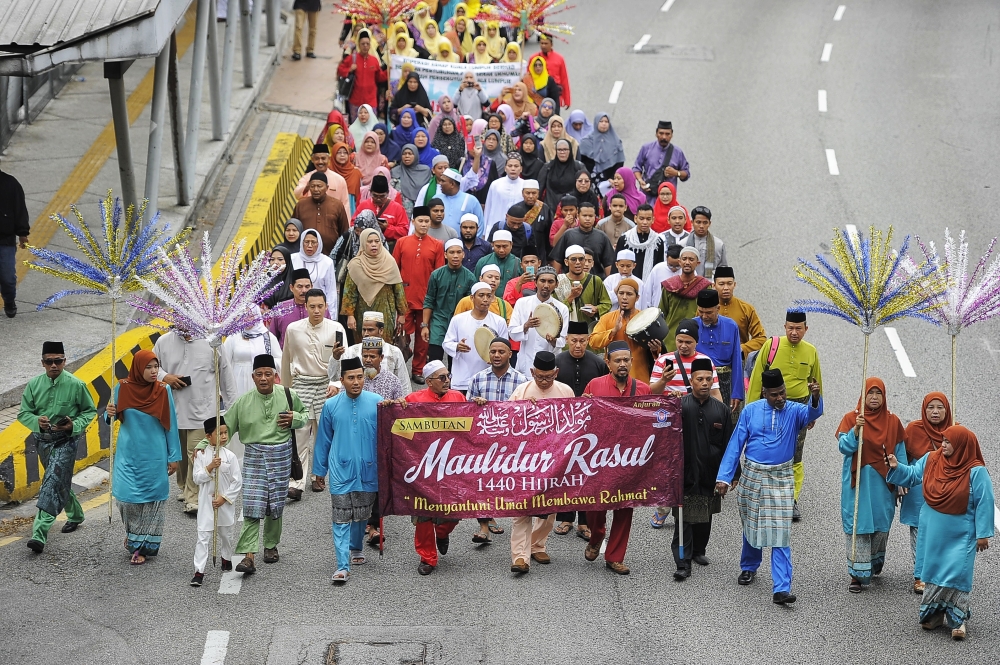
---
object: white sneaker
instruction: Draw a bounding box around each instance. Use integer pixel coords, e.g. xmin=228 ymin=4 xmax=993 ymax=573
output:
xmin=952 ymin=623 xmax=967 ymax=640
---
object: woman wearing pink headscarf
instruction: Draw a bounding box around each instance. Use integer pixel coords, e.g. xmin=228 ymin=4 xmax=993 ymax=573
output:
xmin=354 ymin=131 xmax=389 ymax=186
xmin=427 ymin=94 xmax=463 ymax=141
xmin=606 ymin=166 xmax=646 ymax=219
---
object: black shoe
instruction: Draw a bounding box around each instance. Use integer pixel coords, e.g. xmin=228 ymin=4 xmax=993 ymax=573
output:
xmin=692 ymin=554 xmax=709 ymax=566
xmin=306 ymin=52 xmax=317 ymax=58
xmin=418 ymin=562 xmax=435 ymax=575
xmin=235 ymin=557 xmax=256 ymax=575
xmin=26 ymin=539 xmax=43 ymax=553
xmin=773 ymin=591 xmax=797 ymax=605
xmin=738 ymin=570 xmax=756 ymax=585
xmin=291 ymin=52 xmax=301 ymax=61
xmin=4 ymin=303 xmax=15 ymax=318
xmin=190 ymin=573 xmax=204 ymax=587
xmin=221 ymin=558 xmax=232 ymax=572
xmin=61 ymin=521 xmax=81 ymax=533
xmin=287 ymin=488 xmax=303 ymax=501
xmin=412 ymin=375 xmax=425 ymax=385
xmin=792 ymin=501 xmax=802 ymax=522
xmin=436 ymin=536 xmax=450 ymax=555
xmin=263 ymin=547 xmax=279 ymax=563
xmin=673 ymin=567 xmax=691 ymax=581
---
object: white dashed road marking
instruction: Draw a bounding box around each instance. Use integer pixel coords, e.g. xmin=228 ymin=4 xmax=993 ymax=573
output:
xmin=661 ymin=0 xmax=676 ymax=12
xmin=884 ymin=327 xmax=917 ymax=378
xmin=825 ymin=149 xmax=840 ymax=175
xmin=818 ymin=90 xmax=828 ymax=112
xmin=201 ymin=631 xmax=230 ymax=665
xmin=834 ymin=5 xmax=846 ymax=21
xmin=633 ymin=34 xmax=651 ymax=51
xmin=609 ymin=81 xmax=624 ymax=104
xmin=218 ymin=555 xmax=246 ymax=595
xmin=821 ymin=43 xmax=833 ymax=62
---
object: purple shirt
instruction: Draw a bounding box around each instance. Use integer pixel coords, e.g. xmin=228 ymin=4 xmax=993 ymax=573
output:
xmin=270 ymin=302 xmax=332 ymax=347
xmin=632 ymin=140 xmax=690 ymax=201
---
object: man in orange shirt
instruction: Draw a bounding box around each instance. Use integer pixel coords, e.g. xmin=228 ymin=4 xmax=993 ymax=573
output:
xmin=393 ymin=206 xmax=444 ymax=377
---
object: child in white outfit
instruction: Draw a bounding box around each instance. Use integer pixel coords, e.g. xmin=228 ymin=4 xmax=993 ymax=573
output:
xmin=191 ymin=416 xmax=242 ymax=586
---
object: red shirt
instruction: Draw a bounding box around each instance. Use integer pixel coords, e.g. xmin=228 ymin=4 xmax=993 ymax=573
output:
xmin=337 ymin=52 xmax=388 ymax=110
xmin=353 ymin=198 xmax=410 ymax=240
xmin=584 ymin=374 xmax=651 ymax=397
xmin=540 ymin=50 xmax=571 ymax=107
xmin=405 ymin=388 xmax=467 ymax=403
xmin=392 ymin=234 xmax=445 ymax=310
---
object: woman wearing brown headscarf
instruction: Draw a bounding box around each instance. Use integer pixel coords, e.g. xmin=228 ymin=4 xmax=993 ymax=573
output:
xmin=887 ymin=424 xmax=993 ymax=640
xmin=105 ymin=349 xmax=181 ymax=565
xmin=836 ymin=377 xmax=906 ymax=593
xmin=341 ymin=228 xmax=408 ymax=343
xmin=901 ymin=392 xmax=952 ymax=593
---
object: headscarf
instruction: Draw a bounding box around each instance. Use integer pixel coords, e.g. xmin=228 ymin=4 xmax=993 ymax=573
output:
xmin=517 ymin=133 xmax=544 ymax=180
xmin=389 ymin=32 xmax=419 ymax=64
xmin=317 ymin=109 xmax=352 ymax=148
xmin=904 ymin=392 xmax=952 ymax=461
xmin=486 ymin=113 xmax=516 ymax=154
xmin=445 ymin=17 xmax=475 ymax=56
xmin=264 ymin=245 xmax=294 ymax=308
xmin=652 ymin=182 xmax=681 ymax=233
xmin=471 ymin=118 xmax=487 ymax=138
xmin=574 ymin=170 xmax=604 ymax=216
xmin=922 ymin=425 xmax=987 ymax=515
xmin=579 ymin=112 xmax=625 ymax=173
xmin=608 ymin=166 xmax=646 ymax=215
xmin=116 ymin=349 xmax=172 ymax=431
xmin=391 ymin=144 xmax=432 ymax=200
xmin=296 ymin=228 xmax=327 ymax=267
xmin=469 ymin=36 xmax=493 ymax=64
xmin=347 ymin=228 xmax=404 ymax=304
xmin=374 ymin=122 xmax=402 ymax=164
xmin=328 ymin=141 xmax=363 ymax=200
xmin=435 ymin=41 xmax=461 ymax=62
xmin=535 ymin=97 xmax=556 ymax=132
xmin=348 ymin=104 xmax=378 ymax=147
xmin=502 ymin=82 xmax=537 ymax=121
xmin=278 ymin=217 xmax=302 ymax=254
xmin=354 ymin=131 xmax=388 ymax=186
xmin=505 ymin=42 xmax=523 ymax=64
xmin=496 ymin=103 xmax=518 ymax=134
xmin=390 ymin=108 xmax=421 ymax=149
xmin=456 ymin=72 xmax=485 ymax=119
xmin=481 ymin=129 xmax=507 ymax=171
xmin=359 ymin=166 xmax=400 ymax=202
xmin=341 ymin=210 xmax=388 ymax=264
xmin=411 ymin=2 xmax=432 ymax=41
xmin=428 ymin=94 xmax=462 ymax=140
xmin=541 ymin=139 xmax=581 ymax=208
xmin=527 ymin=54 xmax=550 ymax=92
xmin=413 ymin=128 xmax=441 ymax=167
xmin=391 ymin=73 xmax=432 ymax=120
xmin=565 ymin=109 xmax=593 ymax=142
xmin=432 ymin=117 xmax=466 ymax=169
xmin=540 ymin=115 xmax=578 ymax=161
xmin=422 ymin=20 xmax=451 ymax=55
xmin=484 ymin=21 xmax=506 ymax=60
xmin=836 ymin=377 xmax=907 ymax=487
xmin=324 ymin=123 xmax=352 ymax=154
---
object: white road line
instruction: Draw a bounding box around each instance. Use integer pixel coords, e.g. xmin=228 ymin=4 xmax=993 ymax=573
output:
xmin=218 ymin=555 xmax=245 ymax=595
xmin=201 ymin=631 xmax=230 ymax=665
xmin=633 ymin=34 xmax=651 ymax=51
xmin=821 ymin=43 xmax=833 ymax=62
xmin=884 ymin=327 xmax=917 ymax=378
xmin=825 ymin=149 xmax=839 ymax=175
xmin=818 ymin=90 xmax=828 ymax=112
xmin=995 ymin=505 xmax=1000 ymax=530
xmin=661 ymin=0 xmax=676 ymax=12
xmin=845 ymin=224 xmax=858 ymax=238
xmin=609 ymin=81 xmax=624 ymax=104
xmin=834 ymin=5 xmax=846 ymax=21
xmin=599 ymin=538 xmax=608 ymax=555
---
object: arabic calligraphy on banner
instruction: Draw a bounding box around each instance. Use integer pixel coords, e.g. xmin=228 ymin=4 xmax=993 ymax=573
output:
xmin=377 ymin=396 xmax=684 ymax=519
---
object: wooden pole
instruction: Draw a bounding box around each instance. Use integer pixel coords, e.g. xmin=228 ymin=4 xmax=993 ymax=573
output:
xmin=212 ymin=347 xmax=221 ymax=567
xmin=850 ymin=334 xmax=870 ymax=562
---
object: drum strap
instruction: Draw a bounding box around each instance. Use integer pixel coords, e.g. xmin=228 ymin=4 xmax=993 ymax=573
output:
xmin=629 ymin=379 xmax=637 ymax=397
xmin=674 ymin=351 xmax=691 ymax=393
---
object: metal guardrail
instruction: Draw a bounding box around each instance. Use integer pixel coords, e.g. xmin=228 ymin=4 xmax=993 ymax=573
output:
xmin=0 ymin=132 xmax=311 ymax=503
xmin=0 ymin=65 xmax=83 ymax=151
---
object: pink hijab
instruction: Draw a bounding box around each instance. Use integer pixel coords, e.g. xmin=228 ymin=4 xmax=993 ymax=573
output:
xmin=359 ymin=166 xmax=401 ymax=203
xmin=354 ymin=131 xmax=389 ymax=186
xmin=607 ymin=166 xmax=646 ymax=215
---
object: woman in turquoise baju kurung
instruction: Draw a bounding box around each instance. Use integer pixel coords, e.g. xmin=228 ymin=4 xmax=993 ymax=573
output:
xmin=106 ymin=350 xmax=182 ymax=563
xmin=887 ymin=424 xmax=994 ymax=640
xmin=836 ymin=378 xmax=906 ymax=591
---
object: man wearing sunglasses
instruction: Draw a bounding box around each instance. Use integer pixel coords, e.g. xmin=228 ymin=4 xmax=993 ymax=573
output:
xmin=18 ymin=341 xmax=97 ymax=554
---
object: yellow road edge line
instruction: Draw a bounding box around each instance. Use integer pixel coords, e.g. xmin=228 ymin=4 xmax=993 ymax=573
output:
xmin=15 ymin=4 xmax=199 ymax=283
xmin=55 ymin=492 xmax=110 ymax=522
xmin=0 ymin=536 xmax=23 ymax=548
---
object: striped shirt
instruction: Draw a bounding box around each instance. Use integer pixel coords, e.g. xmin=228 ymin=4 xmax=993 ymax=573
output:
xmin=650 ymin=352 xmax=719 ymax=394
xmin=467 ymin=366 xmax=529 ymax=402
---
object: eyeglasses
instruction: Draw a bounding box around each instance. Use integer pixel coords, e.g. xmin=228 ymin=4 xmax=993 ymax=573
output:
xmin=42 ymin=358 xmax=66 ymax=366
xmin=429 ymin=373 xmax=452 ymax=381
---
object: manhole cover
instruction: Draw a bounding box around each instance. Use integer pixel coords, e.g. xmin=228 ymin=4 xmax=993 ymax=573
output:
xmin=631 ymin=44 xmax=715 ymax=60
xmin=327 ymin=640 xmax=430 ymax=665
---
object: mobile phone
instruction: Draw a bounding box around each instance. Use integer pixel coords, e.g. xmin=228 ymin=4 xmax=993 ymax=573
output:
xmin=572 ymin=280 xmax=581 ymax=287
xmin=474 ymin=135 xmax=482 ymax=148
xmin=181 ymin=376 xmax=193 ymax=386
xmin=662 ymin=358 xmax=674 ymax=372
xmin=882 ymin=444 xmax=890 ymax=466
xmin=526 ymin=266 xmax=535 ymax=275
xmin=56 ymin=416 xmax=71 ymax=428
xmin=336 ymin=331 xmax=344 ymax=348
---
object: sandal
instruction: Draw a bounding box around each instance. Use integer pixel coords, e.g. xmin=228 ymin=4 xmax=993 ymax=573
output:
xmin=554 ymin=522 xmax=572 ymax=536
xmin=650 ymin=513 xmax=669 ymax=529
xmin=576 ymin=526 xmax=591 ymax=540
xmin=848 ymin=579 xmax=863 ymax=593
xmin=472 ymin=533 xmax=492 ymax=544
xmin=130 ymin=551 xmax=146 ymax=566
xmin=331 ymin=569 xmax=349 ymax=584
xmin=487 ymin=520 xmax=505 ymax=535
xmin=351 ymin=551 xmax=366 ymax=565
xmin=367 ymin=529 xmax=383 ymax=548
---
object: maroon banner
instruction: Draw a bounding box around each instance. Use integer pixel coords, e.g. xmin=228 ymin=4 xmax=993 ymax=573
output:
xmin=377 ymin=395 xmax=683 ymax=519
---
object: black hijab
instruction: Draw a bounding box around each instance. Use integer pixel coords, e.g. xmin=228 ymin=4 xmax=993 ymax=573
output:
xmin=573 ymin=170 xmax=604 ymax=216
xmin=391 ymin=72 xmax=432 ymax=122
xmin=431 ymin=117 xmax=466 ymax=169
xmin=264 ymin=246 xmax=294 ymax=308
xmin=518 ymin=133 xmax=544 ymax=180
xmin=540 ymin=139 xmax=584 ymax=211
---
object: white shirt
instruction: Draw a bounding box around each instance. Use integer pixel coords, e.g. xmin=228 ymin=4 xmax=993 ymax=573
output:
xmin=336 ymin=341 xmax=412 ymax=395
xmin=221 ymin=328 xmax=282 ymax=397
xmin=604 ymin=273 xmax=643 ymax=311
xmin=508 ymin=295 xmax=570 ymax=375
xmin=663 ymin=229 xmax=689 ymax=245
xmin=192 ymin=445 xmax=242 ymax=530
xmin=281 ymin=317 xmax=347 ymax=386
xmin=154 ymin=331 xmax=239 ymax=429
xmin=443 ymin=310 xmax=509 ymax=389
xmin=482 ymin=176 xmax=525 ymax=237
xmin=639 ymin=262 xmax=681 ymax=310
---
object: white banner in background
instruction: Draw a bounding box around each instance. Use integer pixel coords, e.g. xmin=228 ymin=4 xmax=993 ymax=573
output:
xmin=389 ymin=56 xmax=524 ymax=108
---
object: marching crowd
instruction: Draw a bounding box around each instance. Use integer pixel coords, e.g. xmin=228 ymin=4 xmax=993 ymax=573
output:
xmin=13 ymin=2 xmax=994 ymax=644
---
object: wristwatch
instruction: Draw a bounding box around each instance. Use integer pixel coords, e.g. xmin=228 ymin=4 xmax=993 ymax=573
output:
xmin=420 ymin=322 xmax=428 ymax=328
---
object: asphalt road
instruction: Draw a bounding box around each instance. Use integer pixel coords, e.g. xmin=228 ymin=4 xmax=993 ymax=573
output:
xmin=2 ymin=1 xmax=1000 ymax=663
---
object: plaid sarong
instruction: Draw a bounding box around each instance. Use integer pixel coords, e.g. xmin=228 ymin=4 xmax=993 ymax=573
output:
xmin=736 ymin=458 xmax=794 ymax=548
xmin=35 ymin=433 xmax=78 ymax=517
xmin=331 ymin=491 xmax=376 ymax=524
xmin=243 ymin=441 xmax=292 ymax=520
xmin=120 ymin=500 xmax=166 ymax=556
xmin=293 ymin=374 xmax=330 ymax=421
xmin=717 ymin=367 xmax=733 ymax=406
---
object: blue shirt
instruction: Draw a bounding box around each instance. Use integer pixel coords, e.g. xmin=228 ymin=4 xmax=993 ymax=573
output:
xmin=313 ymin=390 xmax=382 ymax=495
xmin=716 ymin=396 xmax=823 ymax=483
xmin=696 ymin=314 xmax=744 ymax=400
xmin=461 ymin=236 xmax=493 ymax=274
xmin=467 ymin=366 xmax=529 ymax=402
xmin=439 ymin=191 xmax=484 ymax=234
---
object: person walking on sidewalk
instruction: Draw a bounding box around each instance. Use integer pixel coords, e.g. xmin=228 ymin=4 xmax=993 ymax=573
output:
xmin=19 ymin=341 xmax=97 ymax=554
xmin=291 ymin=0 xmax=320 ymax=61
xmin=0 ymin=162 xmax=30 ymax=318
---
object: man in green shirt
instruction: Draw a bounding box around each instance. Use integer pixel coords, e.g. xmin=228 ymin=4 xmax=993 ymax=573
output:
xmin=18 ymin=341 xmax=97 ymax=553
xmin=746 ymin=310 xmax=823 ymax=521
xmin=422 ymin=239 xmax=476 ymax=371
xmin=226 ymin=354 xmax=308 ymax=574
xmin=474 ymin=230 xmax=522 ymax=295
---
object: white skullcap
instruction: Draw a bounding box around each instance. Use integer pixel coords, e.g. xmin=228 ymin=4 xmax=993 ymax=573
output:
xmin=617 ymin=249 xmax=636 ymax=262
xmin=471 ymin=281 xmax=493 ymax=294
xmin=564 ymin=244 xmax=586 ymax=258
xmin=480 ymin=264 xmax=501 ymax=276
xmin=493 ymin=230 xmax=513 ymax=243
xmin=422 ymin=360 xmax=448 ymax=379
xmin=460 ymin=213 xmax=479 ymax=226
xmin=362 ymin=311 xmax=384 ymax=322
xmin=444 ymin=238 xmax=464 ymax=251
xmin=522 ymin=179 xmax=539 ymax=189
xmin=679 ymin=246 xmax=700 ymax=259
xmin=442 ymin=168 xmax=462 ymax=182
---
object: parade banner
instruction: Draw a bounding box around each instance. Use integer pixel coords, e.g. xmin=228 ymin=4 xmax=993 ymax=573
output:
xmin=389 ymin=56 xmax=524 ymax=108
xmin=377 ymin=395 xmax=683 ymax=519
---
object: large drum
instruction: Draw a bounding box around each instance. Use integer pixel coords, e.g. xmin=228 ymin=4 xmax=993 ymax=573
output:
xmin=473 ymin=325 xmax=499 ymax=363
xmin=534 ymin=302 xmax=564 ymax=340
xmin=625 ymin=307 xmax=669 ymax=345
